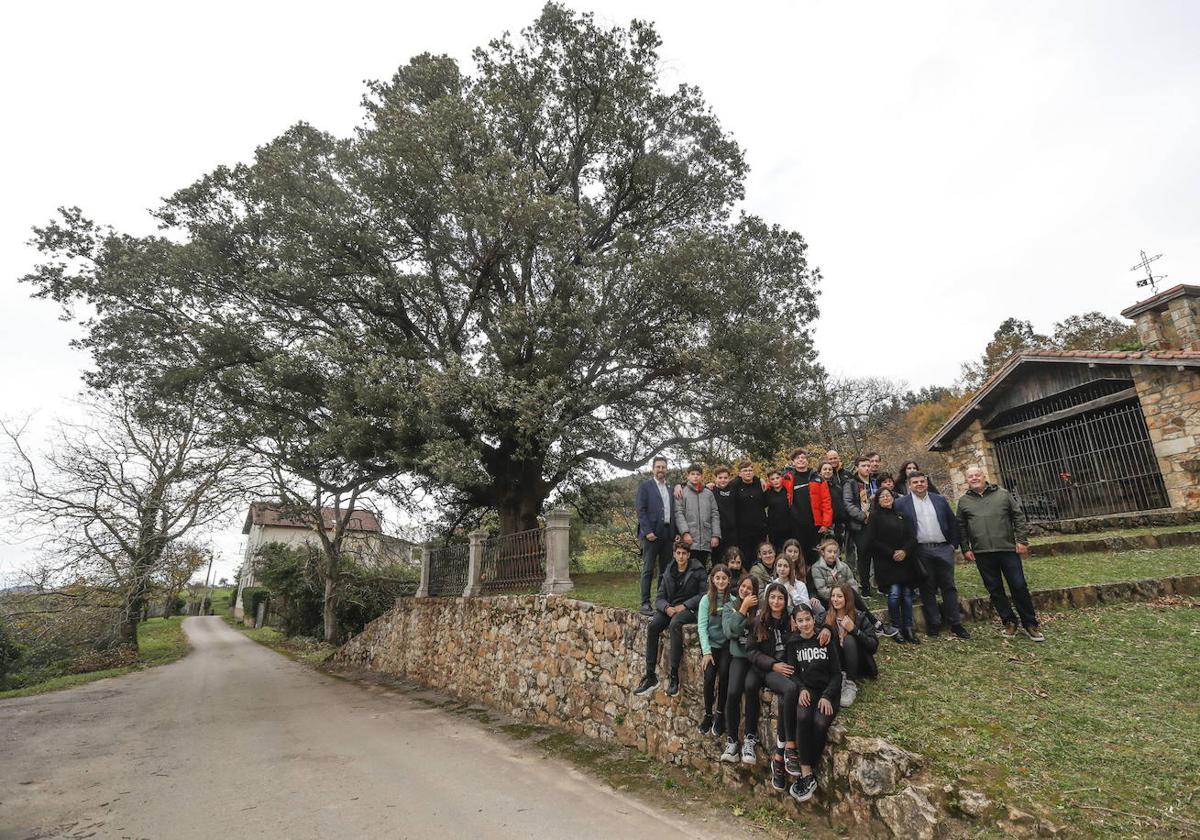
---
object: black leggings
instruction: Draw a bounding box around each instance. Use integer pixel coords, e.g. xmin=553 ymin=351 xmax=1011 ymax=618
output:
xmin=703 ymin=646 xmax=732 ymax=716
xmin=728 ymin=659 xmax=765 ymax=741
xmin=797 ymin=697 xmax=839 ymax=766
xmin=839 ymin=633 xmax=866 ymax=679
xmin=762 ymin=671 xmax=800 ymax=744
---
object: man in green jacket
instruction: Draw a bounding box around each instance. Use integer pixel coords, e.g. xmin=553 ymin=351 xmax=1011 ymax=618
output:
xmin=956 ymin=466 xmax=1044 ymax=641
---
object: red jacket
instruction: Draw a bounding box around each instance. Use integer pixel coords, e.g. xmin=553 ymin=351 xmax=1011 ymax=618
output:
xmin=782 ymin=469 xmax=833 ymax=530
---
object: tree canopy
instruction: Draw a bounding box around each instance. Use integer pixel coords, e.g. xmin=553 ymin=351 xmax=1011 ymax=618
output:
xmin=23 ymin=4 xmax=822 ymax=536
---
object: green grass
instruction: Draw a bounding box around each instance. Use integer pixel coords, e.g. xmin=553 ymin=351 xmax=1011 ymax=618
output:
xmin=0 ymin=616 xmax=190 ymax=700
xmin=1030 ymin=523 xmax=1200 ymax=544
xmin=220 ymin=615 xmax=335 ymax=666
xmin=208 ymin=586 xmax=234 ymax=614
xmin=569 ymin=545 xmax=1200 ymax=611
xmin=846 ymin=600 xmax=1200 ymax=838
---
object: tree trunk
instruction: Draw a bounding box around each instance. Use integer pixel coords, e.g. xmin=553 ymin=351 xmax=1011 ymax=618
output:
xmin=322 ymin=550 xmax=340 ymax=644
xmin=496 ymin=489 xmax=544 ymax=536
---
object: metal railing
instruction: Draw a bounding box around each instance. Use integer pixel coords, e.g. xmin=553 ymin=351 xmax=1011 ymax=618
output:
xmin=994 ymin=400 xmax=1170 ymax=522
xmin=414 ymin=508 xmax=573 ymax=599
xmin=425 ymin=542 xmax=470 ymax=597
xmin=481 ymin=527 xmax=546 ymax=593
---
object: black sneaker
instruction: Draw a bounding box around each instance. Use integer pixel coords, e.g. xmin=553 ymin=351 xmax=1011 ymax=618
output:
xmin=902 ymin=628 xmax=921 ymax=645
xmin=783 ymin=747 xmax=802 ymax=777
xmin=926 ymin=624 xmax=942 ymax=638
xmin=861 ymin=585 xmax=874 ymax=597
xmin=698 ymin=713 xmax=713 ymax=735
xmin=789 ymin=774 xmax=817 ymax=804
xmin=951 ymin=624 xmax=972 ymax=640
xmin=638 ymin=602 xmax=654 ymax=617
xmin=634 ymin=674 xmax=659 ymax=697
xmin=666 ymin=674 xmax=680 ymax=696
xmin=770 ymin=754 xmax=787 ymax=791
xmin=891 ymin=630 xmax=908 ymax=644
xmin=712 ymin=712 xmax=725 ymax=737
xmin=879 ymin=621 xmax=900 ymax=638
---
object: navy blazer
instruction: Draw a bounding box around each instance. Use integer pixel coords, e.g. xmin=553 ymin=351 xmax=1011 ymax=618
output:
xmin=636 ymin=478 xmax=676 ymax=540
xmin=894 ymin=491 xmax=960 ymax=548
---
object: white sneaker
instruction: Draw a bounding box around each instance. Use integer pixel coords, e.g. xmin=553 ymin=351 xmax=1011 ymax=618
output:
xmin=840 ymin=676 xmax=858 ymax=707
xmin=720 ymin=738 xmax=739 ymax=763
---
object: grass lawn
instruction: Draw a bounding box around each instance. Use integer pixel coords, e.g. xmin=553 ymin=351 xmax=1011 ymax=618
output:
xmin=0 ymin=616 xmax=190 ymax=700
xmin=847 ymin=599 xmax=1200 ymax=838
xmin=220 ymin=616 xmax=336 ymax=666
xmin=570 ymin=545 xmax=1200 ymax=611
xmin=208 ymin=586 xmax=234 ymax=614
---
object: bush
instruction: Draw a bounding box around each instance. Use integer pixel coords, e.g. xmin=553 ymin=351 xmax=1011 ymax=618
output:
xmin=253 ymin=542 xmax=419 ymax=639
xmin=0 ymin=619 xmax=22 ymax=689
xmin=240 ymin=587 xmax=268 ymax=621
xmin=69 ymin=645 xmax=138 ymax=674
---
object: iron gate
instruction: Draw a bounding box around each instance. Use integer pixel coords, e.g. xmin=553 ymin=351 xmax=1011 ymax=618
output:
xmin=992 ymin=400 xmax=1169 ymax=522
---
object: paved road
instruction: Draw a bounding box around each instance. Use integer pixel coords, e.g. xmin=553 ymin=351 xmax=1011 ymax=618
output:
xmin=1 ymin=616 xmax=726 ymax=840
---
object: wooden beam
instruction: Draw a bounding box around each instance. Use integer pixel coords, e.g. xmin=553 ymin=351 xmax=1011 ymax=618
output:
xmin=984 ymin=387 xmax=1139 ymax=441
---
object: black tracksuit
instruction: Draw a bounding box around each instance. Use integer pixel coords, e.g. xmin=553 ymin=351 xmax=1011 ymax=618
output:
xmin=764 ymin=487 xmax=793 ymax=551
xmin=733 ymin=477 xmax=767 ymax=562
xmin=712 ymin=484 xmax=739 ymax=563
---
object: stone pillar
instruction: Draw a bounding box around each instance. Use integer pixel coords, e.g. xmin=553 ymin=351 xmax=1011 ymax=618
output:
xmin=415 ymin=541 xmax=432 ymax=598
xmin=944 ymin=419 xmax=1001 ymax=502
xmin=463 ymin=529 xmax=487 ymax=597
xmin=542 ymin=507 xmax=575 ymax=595
xmin=1133 ymin=366 xmax=1200 ymax=510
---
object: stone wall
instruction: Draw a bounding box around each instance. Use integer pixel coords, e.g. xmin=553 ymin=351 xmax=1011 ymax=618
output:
xmin=1133 ymin=365 xmax=1200 ymax=511
xmin=942 ymin=419 xmax=1000 ymax=503
xmin=332 ymin=595 xmax=968 ymax=837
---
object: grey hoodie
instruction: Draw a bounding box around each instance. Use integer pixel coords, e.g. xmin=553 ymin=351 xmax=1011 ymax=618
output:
xmin=675 ymin=483 xmax=722 ymax=550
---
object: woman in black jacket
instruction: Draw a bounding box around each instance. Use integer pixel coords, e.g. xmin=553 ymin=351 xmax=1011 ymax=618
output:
xmin=824 ymin=582 xmax=878 ymax=707
xmin=786 ymin=602 xmax=842 ymax=804
xmin=866 ymin=488 xmax=922 ymax=644
xmin=748 ymin=583 xmax=803 ymax=784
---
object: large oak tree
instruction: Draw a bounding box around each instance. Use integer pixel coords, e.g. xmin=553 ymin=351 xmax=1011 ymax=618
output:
xmin=24 ymin=4 xmax=822 ymax=538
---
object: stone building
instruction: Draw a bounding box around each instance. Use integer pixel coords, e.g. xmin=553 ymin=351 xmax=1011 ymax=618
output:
xmin=233 ymin=502 xmax=415 ymax=618
xmin=927 ymin=285 xmax=1200 ymax=523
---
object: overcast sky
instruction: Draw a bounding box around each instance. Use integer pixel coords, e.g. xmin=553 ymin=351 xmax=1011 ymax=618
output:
xmin=2 ymin=1 xmax=1198 ymax=580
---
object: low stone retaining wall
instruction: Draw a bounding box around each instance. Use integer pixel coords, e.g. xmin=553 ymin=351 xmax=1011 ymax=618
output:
xmin=1025 ymin=509 xmax=1200 ymax=537
xmin=1029 ymin=528 xmax=1200 ymax=556
xmin=332 ymin=595 xmax=973 ymax=837
xmin=948 ymin=574 xmax=1200 ymax=626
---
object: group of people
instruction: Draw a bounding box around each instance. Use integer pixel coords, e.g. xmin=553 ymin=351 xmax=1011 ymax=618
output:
xmin=632 ymin=450 xmax=1042 ymax=805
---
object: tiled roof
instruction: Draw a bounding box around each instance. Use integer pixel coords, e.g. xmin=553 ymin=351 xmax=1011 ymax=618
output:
xmin=1120 ymin=284 xmax=1200 ymax=318
xmin=927 ymin=348 xmax=1200 ymax=450
xmin=242 ymin=502 xmax=382 ymax=535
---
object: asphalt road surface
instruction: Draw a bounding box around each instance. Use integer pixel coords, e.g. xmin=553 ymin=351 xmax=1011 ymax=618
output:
xmin=1 ymin=616 xmax=727 ymax=840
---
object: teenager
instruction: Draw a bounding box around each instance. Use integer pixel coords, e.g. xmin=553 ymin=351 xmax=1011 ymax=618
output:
xmin=697 ymin=564 xmax=734 ymax=736
xmin=635 ymin=455 xmax=676 ymax=616
xmin=724 ymin=546 xmax=747 ymax=587
xmin=747 ymin=583 xmax=805 ymax=784
xmin=749 ymin=541 xmax=779 ymax=592
xmin=764 ymin=471 xmax=794 ymax=552
xmin=775 ymin=541 xmax=812 ymax=609
xmin=781 ymin=449 xmax=833 ymax=560
xmin=720 ymin=575 xmax=759 ymax=763
xmin=842 ymin=456 xmax=875 ymax=595
xmin=867 ymin=489 xmax=922 ymax=644
xmin=732 ymin=462 xmax=768 ymax=565
xmin=894 ymin=460 xmax=940 ymax=496
xmin=877 ymin=472 xmax=897 ymax=496
xmin=711 ymin=466 xmax=739 ymax=563
xmin=818 ymin=460 xmax=847 ymax=549
xmin=788 ymin=603 xmax=843 ymax=804
xmin=824 ymin=582 xmax=878 ymax=707
xmin=812 ymin=538 xmax=896 ymax=637
xmin=675 ymin=463 xmax=722 ymax=567
xmin=634 ymin=544 xmax=707 ymax=698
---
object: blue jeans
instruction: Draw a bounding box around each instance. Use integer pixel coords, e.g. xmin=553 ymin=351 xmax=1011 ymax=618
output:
xmin=975 ymin=551 xmax=1039 ymax=628
xmin=639 ymin=534 xmax=672 ymax=606
xmin=887 ymin=584 xmax=914 ymax=630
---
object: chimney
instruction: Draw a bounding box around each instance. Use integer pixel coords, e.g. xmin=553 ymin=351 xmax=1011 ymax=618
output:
xmin=1121 ymin=284 xmax=1200 ymax=351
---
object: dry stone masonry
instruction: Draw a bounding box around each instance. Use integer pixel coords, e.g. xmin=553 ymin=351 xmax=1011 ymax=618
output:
xmin=332 ymin=594 xmax=1003 ymax=837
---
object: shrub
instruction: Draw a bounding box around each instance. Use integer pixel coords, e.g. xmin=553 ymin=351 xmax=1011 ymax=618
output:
xmin=240 ymin=587 xmax=268 ymax=621
xmin=0 ymin=619 xmax=22 ymax=689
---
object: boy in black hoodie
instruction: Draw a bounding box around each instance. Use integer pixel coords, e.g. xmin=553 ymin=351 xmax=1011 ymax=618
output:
xmin=634 ymin=543 xmax=707 ymax=699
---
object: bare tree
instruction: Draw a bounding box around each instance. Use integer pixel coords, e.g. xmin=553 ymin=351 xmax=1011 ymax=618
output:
xmin=2 ymin=390 xmax=249 ymax=648
xmin=155 ymin=541 xmax=212 ymax=617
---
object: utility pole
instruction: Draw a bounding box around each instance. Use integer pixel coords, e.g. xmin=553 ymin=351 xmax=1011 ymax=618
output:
xmin=200 ymin=549 xmax=216 ymax=616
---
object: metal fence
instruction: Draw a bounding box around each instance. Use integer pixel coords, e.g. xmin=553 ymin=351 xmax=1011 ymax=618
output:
xmin=426 ymin=542 xmax=470 ymax=597
xmin=481 ymin=527 xmax=546 ymax=593
xmin=993 ymin=399 xmax=1170 ymax=522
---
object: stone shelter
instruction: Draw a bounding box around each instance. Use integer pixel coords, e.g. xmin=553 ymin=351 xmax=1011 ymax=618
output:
xmin=927 ymin=285 xmax=1200 ymax=523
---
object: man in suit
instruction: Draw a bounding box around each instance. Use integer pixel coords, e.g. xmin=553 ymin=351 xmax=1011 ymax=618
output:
xmin=894 ymin=471 xmax=970 ymax=640
xmin=636 ymin=455 xmax=676 ymax=616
